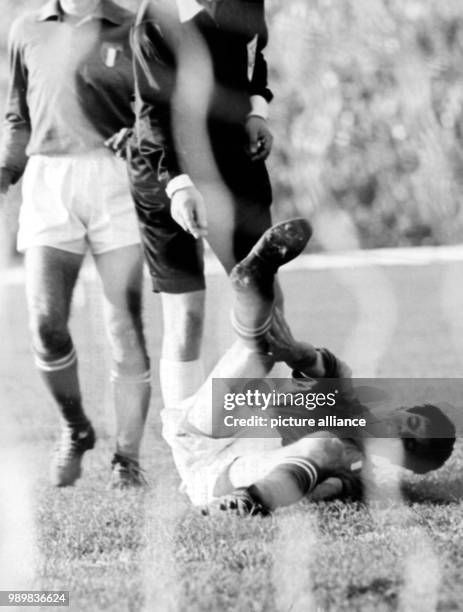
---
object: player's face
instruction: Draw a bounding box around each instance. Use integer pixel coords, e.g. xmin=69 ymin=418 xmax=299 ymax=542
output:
xmin=371 ymin=408 xmax=430 ymax=439
xmin=371 ymin=409 xmax=434 ymax=473
xmin=366 ymin=409 xmax=432 ymax=471
xmin=393 ymin=410 xmax=431 ymax=440
xmin=60 ymin=0 xmax=101 ymax=17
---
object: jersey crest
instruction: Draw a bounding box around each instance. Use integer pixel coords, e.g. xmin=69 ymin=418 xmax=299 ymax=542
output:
xmin=101 ymin=43 xmax=123 ymax=68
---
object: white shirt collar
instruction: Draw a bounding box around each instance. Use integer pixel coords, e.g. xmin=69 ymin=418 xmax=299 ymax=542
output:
xmin=176 ymin=0 xmax=204 ymax=22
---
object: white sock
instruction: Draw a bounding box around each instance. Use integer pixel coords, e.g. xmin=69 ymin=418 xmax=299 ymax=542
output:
xmin=159 ymin=358 xmax=205 ymax=406
xmin=159 ymin=358 xmax=205 ymax=444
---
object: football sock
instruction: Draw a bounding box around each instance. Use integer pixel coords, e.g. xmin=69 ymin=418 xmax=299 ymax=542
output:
xmin=159 ymin=358 xmax=205 ymax=443
xmin=34 ymin=341 xmax=89 ymax=429
xmin=251 ymin=457 xmax=320 ymax=510
xmin=230 ymin=310 xmax=273 ymax=341
xmin=159 ymin=358 xmax=205 ymax=406
xmin=230 ymin=261 xmax=275 ymax=343
xmin=111 ymin=369 xmax=151 ymax=462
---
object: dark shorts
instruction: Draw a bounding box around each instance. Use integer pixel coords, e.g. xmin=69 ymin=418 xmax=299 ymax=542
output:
xmin=128 ymin=141 xmax=273 ymax=294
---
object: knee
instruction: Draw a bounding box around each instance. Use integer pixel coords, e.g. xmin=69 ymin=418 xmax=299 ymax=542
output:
xmin=176 ymin=307 xmax=204 ymax=339
xmin=106 ymin=285 xmax=145 ymax=343
xmin=30 ymin=311 xmax=70 ymax=355
xmin=163 ymin=307 xmax=204 ymax=358
xmin=161 ymin=293 xmax=205 ymax=357
xmin=105 ymin=308 xmax=149 ymax=371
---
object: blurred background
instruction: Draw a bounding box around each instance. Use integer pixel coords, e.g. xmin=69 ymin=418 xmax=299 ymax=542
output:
xmin=2 ymin=0 xmax=463 ymax=255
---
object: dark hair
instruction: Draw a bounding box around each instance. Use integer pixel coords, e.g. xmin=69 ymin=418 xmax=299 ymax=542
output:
xmin=401 ymin=404 xmax=456 ymax=474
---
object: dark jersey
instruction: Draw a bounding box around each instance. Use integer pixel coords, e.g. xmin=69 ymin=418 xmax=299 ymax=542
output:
xmin=130 ymin=0 xmax=273 ymax=187
xmin=0 ymin=0 xmax=135 ymax=184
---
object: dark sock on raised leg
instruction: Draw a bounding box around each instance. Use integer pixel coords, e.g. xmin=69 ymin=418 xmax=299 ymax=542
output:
xmin=230 ymin=261 xmax=275 ymax=341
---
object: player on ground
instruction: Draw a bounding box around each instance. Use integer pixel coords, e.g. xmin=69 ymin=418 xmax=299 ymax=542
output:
xmin=127 ymin=0 xmax=275 ymax=414
xmin=0 ymin=0 xmax=151 ymax=488
xmin=159 ymin=219 xmax=456 ymax=513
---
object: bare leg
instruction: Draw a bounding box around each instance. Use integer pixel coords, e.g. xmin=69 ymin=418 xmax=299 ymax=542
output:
xmin=158 ymin=290 xmax=206 ymax=412
xmin=160 ymin=290 xmax=205 ymax=361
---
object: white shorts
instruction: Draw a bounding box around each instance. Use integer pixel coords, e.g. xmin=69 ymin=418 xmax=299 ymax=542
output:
xmin=162 ymin=399 xmax=283 ymax=506
xmin=18 ymin=150 xmax=141 ymax=254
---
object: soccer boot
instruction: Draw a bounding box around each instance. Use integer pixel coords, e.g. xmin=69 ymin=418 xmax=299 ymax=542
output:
xmin=202 ymin=486 xmax=270 ymax=517
xmin=50 ymin=422 xmax=96 ymax=487
xmin=231 ymin=217 xmax=312 ymax=290
xmin=109 ymin=453 xmax=147 ymax=489
xmin=230 ymin=218 xmax=312 ymax=338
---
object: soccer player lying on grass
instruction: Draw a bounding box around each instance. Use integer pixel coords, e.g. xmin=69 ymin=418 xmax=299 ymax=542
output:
xmin=160 ymin=219 xmax=456 ymax=515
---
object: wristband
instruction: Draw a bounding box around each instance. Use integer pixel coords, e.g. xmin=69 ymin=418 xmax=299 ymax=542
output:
xmin=165 ymin=174 xmax=194 ymax=199
xmin=247 ymin=95 xmax=269 ymax=120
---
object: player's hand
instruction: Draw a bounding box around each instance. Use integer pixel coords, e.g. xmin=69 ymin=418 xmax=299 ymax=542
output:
xmin=170 ymin=186 xmax=208 ymax=239
xmin=104 ymin=127 xmax=132 ymax=159
xmin=308 ymin=477 xmax=344 ymax=502
xmin=307 ymin=469 xmax=364 ymax=502
xmin=245 ymin=115 xmax=273 ymax=161
xmin=266 ymin=308 xmax=318 ymax=369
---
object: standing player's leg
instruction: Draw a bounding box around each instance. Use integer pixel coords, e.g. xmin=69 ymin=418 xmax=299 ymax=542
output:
xmin=159 ymin=290 xmax=206 ymax=409
xmin=94 ymin=244 xmax=151 ymax=488
xmin=25 ymin=246 xmax=94 ymax=486
xmin=128 ymin=159 xmax=207 ymax=414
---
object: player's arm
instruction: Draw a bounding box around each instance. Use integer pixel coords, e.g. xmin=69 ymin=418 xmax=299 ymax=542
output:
xmin=308 ymin=468 xmax=364 ymax=502
xmin=245 ymin=5 xmax=274 ymax=162
xmin=131 ymin=7 xmax=207 ymax=238
xmin=0 ymin=18 xmax=31 ymax=199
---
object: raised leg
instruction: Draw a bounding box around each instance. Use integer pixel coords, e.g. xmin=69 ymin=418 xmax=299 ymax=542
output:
xmin=230 ymin=218 xmax=312 ymax=346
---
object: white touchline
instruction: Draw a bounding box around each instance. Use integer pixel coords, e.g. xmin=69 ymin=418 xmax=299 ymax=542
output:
xmin=440 ymin=264 xmax=463 ymax=374
xmin=3 ymin=243 xmax=463 ymax=287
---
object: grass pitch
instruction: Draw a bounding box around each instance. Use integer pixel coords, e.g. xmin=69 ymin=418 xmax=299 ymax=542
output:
xmin=1 ymin=259 xmax=463 ymax=611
